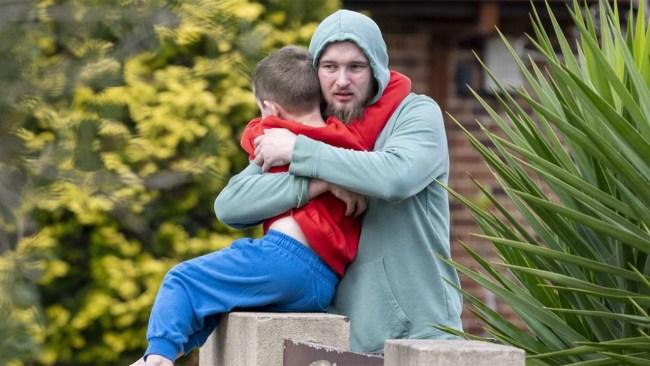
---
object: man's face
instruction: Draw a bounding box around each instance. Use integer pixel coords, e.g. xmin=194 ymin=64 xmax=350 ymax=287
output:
xmin=317 ymin=41 xmax=373 ymax=123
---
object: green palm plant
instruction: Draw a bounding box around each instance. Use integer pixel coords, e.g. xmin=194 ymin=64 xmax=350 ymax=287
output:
xmin=439 ymin=0 xmax=650 ymax=364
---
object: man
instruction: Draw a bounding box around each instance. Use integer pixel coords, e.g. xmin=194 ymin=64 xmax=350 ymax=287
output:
xmin=215 ymin=9 xmax=463 ymax=352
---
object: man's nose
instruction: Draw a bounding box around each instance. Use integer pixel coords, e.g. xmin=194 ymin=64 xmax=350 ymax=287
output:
xmin=335 ymin=69 xmax=350 ymax=88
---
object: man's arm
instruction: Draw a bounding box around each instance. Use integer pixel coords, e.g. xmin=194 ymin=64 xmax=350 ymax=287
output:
xmin=289 ymin=96 xmax=447 ymax=201
xmin=215 ymin=163 xmax=366 ymax=228
xmin=217 ymin=95 xmax=444 ymax=227
xmin=214 ymin=163 xmax=310 ymax=229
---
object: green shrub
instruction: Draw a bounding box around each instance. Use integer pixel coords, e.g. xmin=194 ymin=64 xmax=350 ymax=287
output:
xmin=0 ymin=0 xmax=338 ymax=364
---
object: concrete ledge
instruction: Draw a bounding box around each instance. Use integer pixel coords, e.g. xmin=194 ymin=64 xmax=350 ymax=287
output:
xmin=384 ymin=340 xmax=525 ymax=366
xmin=199 ymin=312 xmax=350 ymax=366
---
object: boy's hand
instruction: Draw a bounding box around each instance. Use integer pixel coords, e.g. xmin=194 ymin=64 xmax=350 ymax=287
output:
xmin=129 ymin=357 xmax=145 ymax=366
xmin=144 ymin=355 xmax=174 ymax=366
xmin=308 ymin=179 xmax=330 ymax=200
xmin=328 ymin=184 xmax=367 ymax=217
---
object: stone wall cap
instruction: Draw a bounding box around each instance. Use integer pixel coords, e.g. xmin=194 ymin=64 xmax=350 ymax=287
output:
xmin=227 ymin=312 xmax=349 ymax=321
xmin=385 ymin=339 xmax=524 ymax=352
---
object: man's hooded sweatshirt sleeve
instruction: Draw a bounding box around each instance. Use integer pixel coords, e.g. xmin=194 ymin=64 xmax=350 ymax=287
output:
xmin=214 ymin=164 xmax=309 ymax=229
xmin=290 ymin=96 xmax=446 ymax=201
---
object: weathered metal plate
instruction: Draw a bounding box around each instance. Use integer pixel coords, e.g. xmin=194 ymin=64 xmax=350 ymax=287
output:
xmin=283 ymin=339 xmax=384 ymax=366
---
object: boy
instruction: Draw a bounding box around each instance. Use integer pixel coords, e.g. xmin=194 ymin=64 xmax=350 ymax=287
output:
xmin=132 ymin=45 xmax=409 ymax=366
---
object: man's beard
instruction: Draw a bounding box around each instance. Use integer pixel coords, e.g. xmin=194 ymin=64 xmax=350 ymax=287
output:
xmin=326 ymin=81 xmax=375 ymax=124
xmin=326 ymin=100 xmax=366 ymax=124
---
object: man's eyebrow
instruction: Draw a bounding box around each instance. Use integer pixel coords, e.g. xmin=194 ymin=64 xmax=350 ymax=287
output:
xmin=319 ymin=59 xmax=368 ymax=65
xmin=319 ymin=58 xmax=340 ymax=63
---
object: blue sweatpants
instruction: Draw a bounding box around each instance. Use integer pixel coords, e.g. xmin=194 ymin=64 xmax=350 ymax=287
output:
xmin=145 ymin=230 xmax=338 ymax=361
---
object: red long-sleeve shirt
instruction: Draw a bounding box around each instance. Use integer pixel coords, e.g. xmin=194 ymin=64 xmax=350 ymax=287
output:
xmin=240 ymin=71 xmax=411 ymax=276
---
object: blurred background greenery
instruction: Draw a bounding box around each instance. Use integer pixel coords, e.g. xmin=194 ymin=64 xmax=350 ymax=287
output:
xmin=0 ymin=0 xmax=338 ymax=364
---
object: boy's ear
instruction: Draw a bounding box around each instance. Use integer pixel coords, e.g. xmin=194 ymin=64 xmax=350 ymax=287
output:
xmin=260 ymin=100 xmax=280 ymax=117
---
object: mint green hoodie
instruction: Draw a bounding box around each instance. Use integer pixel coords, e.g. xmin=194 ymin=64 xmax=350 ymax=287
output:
xmin=215 ymin=9 xmax=463 ymax=352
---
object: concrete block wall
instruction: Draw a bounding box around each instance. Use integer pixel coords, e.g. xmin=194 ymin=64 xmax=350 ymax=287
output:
xmin=199 ymin=312 xmax=350 ymax=366
xmin=198 ymin=312 xmax=525 ymax=366
xmin=384 ymin=340 xmax=525 ymax=366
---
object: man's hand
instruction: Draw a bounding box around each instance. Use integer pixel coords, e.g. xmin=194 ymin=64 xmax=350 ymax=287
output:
xmin=253 ymin=128 xmax=297 ymax=172
xmin=328 ymin=183 xmax=368 ymax=217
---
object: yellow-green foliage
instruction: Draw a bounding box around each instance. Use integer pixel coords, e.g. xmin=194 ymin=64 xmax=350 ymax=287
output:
xmin=0 ymin=0 xmax=338 ymax=364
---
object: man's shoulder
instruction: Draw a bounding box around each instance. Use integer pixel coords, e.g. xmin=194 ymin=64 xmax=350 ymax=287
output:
xmin=391 ymin=93 xmax=442 ymax=122
xmin=400 ymin=93 xmax=440 ymax=111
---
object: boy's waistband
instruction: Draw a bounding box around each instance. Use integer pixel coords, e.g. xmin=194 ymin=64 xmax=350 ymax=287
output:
xmin=265 ymin=230 xmax=339 ymax=283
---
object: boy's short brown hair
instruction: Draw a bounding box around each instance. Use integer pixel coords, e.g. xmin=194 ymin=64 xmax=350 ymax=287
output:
xmin=252 ymin=45 xmax=321 ymax=114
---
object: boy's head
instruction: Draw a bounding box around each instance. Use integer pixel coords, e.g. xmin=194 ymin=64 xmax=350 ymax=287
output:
xmin=252 ymin=45 xmax=321 ymax=117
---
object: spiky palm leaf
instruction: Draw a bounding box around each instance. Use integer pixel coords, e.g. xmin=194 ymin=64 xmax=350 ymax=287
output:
xmin=440 ymin=1 xmax=650 ymax=365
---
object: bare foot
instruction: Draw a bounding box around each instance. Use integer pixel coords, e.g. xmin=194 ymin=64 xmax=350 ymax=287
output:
xmin=128 ymin=358 xmax=145 ymax=366
xmin=145 ymin=355 xmax=174 ymax=366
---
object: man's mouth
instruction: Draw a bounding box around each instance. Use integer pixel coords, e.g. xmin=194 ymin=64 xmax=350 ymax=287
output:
xmin=333 ymin=92 xmax=354 ymax=103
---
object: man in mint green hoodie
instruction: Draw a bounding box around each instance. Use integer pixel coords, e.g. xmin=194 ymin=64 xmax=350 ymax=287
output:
xmin=215 ymin=9 xmax=463 ymax=352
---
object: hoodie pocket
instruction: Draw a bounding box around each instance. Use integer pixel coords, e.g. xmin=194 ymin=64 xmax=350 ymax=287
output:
xmin=331 ymin=257 xmax=411 ymax=352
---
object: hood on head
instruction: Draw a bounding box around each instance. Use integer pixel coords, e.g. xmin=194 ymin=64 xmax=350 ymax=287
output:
xmin=308 ymin=9 xmax=389 ymax=104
